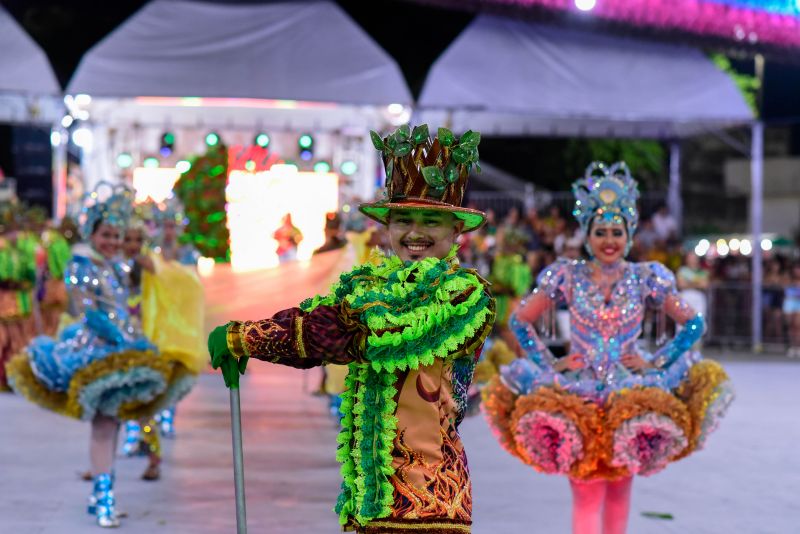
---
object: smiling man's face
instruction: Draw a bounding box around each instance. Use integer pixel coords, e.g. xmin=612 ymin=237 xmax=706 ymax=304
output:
xmin=387 ymin=209 xmax=463 ymax=262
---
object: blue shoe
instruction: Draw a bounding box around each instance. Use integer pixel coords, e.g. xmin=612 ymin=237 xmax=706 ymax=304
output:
xmin=157 ymin=408 xmax=176 ymax=438
xmin=121 ymin=421 xmax=141 ymax=456
xmin=92 ymin=473 xmax=120 ymax=528
xmin=87 ymin=471 xmax=114 ymax=515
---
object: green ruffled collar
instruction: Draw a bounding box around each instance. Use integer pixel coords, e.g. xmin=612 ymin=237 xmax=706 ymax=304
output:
xmin=302 ymin=245 xmax=494 ymax=526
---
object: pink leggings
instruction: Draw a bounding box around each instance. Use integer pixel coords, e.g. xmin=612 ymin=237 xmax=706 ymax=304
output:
xmin=570 ymin=477 xmax=633 ymax=534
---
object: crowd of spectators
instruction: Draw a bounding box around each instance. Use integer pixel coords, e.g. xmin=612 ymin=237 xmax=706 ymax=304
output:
xmin=454 ymin=203 xmax=800 ymax=353
xmin=329 ymin=200 xmax=800 ymax=354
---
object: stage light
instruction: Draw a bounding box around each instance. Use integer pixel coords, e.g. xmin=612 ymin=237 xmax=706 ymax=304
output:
xmin=72 ymin=127 xmax=93 ymax=151
xmin=50 ymin=131 xmax=62 ymax=147
xmin=205 ymin=132 xmax=220 ymax=147
xmin=340 ymin=160 xmax=358 ymax=176
xmin=61 ymin=115 xmax=74 ymax=128
xmin=74 ymin=94 xmax=92 ymax=107
xmin=575 ymin=0 xmax=596 ymax=11
xmin=717 ymin=242 xmax=730 ymax=257
xmin=342 ymin=204 xmax=351 ymax=213
xmin=197 ymin=256 xmax=216 ymax=277
xmin=255 ymin=133 xmax=270 ymax=148
xmin=387 ymin=103 xmax=405 ymax=114
xmin=176 ymin=160 xmax=191 ymax=173
xmin=314 ymin=161 xmax=331 ymax=173
xmin=133 ymin=167 xmax=181 ymax=203
xmin=729 ymin=238 xmax=741 ymax=252
xmin=298 ymin=134 xmax=314 ymax=149
xmin=226 ymin=167 xmax=338 ymax=271
xmin=117 ymin=153 xmax=134 ymax=168
xmin=300 ymin=149 xmax=313 ymax=161
xmin=761 ymin=238 xmax=773 ymax=251
xmin=160 ymin=131 xmax=175 ymax=157
xmin=143 ymin=157 xmax=159 ymax=169
xmin=740 ymin=239 xmax=753 ymax=256
xmin=694 ymin=239 xmax=710 ymax=257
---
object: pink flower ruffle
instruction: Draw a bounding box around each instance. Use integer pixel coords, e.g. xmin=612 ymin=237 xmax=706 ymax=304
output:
xmin=611 ymin=412 xmax=688 ymax=476
xmin=513 ymin=410 xmax=584 ymax=474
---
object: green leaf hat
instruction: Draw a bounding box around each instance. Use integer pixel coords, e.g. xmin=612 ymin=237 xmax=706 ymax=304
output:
xmin=359 ymin=124 xmax=486 ymax=232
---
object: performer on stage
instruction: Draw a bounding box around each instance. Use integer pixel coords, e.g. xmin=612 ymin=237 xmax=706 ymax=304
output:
xmin=482 ymin=162 xmax=734 ymax=534
xmin=209 ymin=124 xmax=495 ymax=534
xmin=6 ymin=185 xmax=194 ymax=528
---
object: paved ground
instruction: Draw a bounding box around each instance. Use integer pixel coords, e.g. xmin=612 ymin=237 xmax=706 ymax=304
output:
xmin=1 ymin=260 xmax=798 ymax=533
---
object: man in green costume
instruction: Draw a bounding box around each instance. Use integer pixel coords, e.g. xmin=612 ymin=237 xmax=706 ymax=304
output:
xmin=209 ymin=124 xmax=495 ymax=534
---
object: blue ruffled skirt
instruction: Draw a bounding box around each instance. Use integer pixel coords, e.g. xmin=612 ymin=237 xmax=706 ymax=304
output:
xmin=7 ymin=321 xmax=195 ymax=421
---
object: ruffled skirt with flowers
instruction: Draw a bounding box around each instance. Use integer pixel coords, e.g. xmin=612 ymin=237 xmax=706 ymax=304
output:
xmin=6 ymin=317 xmax=195 ymax=421
xmin=482 ymin=353 xmax=734 ymax=480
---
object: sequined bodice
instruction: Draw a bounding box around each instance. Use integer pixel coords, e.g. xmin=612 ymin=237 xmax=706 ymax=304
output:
xmin=538 ymin=259 xmax=675 ymax=386
xmin=66 ymin=254 xmax=133 ymax=328
xmin=568 ymin=262 xmax=645 ymax=378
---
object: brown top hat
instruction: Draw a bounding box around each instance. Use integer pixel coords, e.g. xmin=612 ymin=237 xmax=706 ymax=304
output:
xmin=359 ymin=124 xmax=486 ymax=233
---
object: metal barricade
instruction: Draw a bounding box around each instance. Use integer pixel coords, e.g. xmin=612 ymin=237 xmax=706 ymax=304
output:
xmin=704 ymin=282 xmax=788 ymax=350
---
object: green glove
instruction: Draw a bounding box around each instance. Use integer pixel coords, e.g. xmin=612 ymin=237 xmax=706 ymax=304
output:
xmin=208 ymin=323 xmax=249 ymax=389
xmin=208 ymin=324 xmax=231 ymax=368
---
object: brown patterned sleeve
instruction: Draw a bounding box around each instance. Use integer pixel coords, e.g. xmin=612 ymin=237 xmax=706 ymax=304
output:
xmin=226 ymin=304 xmax=366 ymax=369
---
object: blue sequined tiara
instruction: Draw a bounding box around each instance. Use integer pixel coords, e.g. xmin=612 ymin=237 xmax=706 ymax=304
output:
xmin=79 ymin=182 xmax=135 ymax=239
xmin=150 ymin=196 xmax=188 ymax=227
xmin=571 ymin=161 xmax=640 ymax=238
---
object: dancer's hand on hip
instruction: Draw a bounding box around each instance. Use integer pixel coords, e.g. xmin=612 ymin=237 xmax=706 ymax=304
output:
xmin=554 ymin=353 xmax=585 ymax=373
xmin=208 ymin=324 xmax=249 ymax=389
xmin=620 ymin=353 xmax=652 ymax=371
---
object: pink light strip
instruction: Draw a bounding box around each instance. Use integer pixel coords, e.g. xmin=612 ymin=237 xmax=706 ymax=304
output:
xmin=499 ymin=0 xmax=800 ymax=48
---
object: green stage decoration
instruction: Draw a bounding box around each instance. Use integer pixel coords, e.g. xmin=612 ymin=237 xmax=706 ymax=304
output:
xmin=173 ymin=144 xmax=230 ymax=261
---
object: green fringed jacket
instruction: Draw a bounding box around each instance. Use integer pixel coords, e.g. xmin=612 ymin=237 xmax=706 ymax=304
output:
xmin=226 ymin=250 xmax=495 ymax=534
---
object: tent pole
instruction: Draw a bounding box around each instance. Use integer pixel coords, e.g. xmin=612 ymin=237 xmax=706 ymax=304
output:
xmin=668 ymin=141 xmax=682 ymax=236
xmin=750 ymin=120 xmax=764 ymax=353
xmin=751 ymin=53 xmax=765 ymax=353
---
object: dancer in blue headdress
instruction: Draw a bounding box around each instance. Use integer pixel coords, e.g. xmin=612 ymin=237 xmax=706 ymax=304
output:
xmin=7 ymin=184 xmax=194 ymax=528
xmin=483 ymin=163 xmax=734 ymax=534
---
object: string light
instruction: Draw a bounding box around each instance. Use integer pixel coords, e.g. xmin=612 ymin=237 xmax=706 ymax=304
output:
xmin=205 ymin=132 xmax=220 ymax=147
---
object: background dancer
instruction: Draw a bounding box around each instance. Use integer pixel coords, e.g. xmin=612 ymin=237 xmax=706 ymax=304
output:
xmin=145 ymin=199 xmax=205 ymax=437
xmin=6 ymin=185 xmax=195 ymax=528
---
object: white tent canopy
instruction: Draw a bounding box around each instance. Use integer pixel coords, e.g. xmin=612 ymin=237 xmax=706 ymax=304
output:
xmin=0 ymin=6 xmax=61 ymax=123
xmin=418 ymin=15 xmax=754 ymax=138
xmin=66 ymin=0 xmax=411 ymax=107
xmin=65 ymin=0 xmax=414 ymax=209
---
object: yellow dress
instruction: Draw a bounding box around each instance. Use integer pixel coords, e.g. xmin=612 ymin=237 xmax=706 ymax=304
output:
xmin=141 ymin=254 xmax=206 ymax=375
